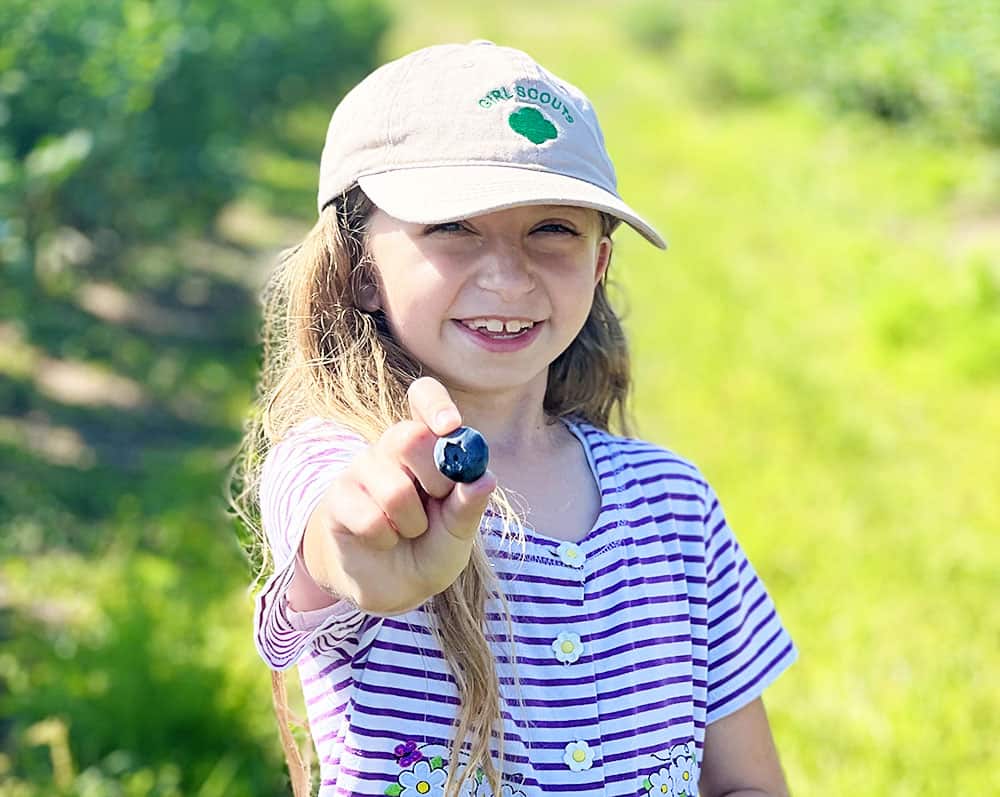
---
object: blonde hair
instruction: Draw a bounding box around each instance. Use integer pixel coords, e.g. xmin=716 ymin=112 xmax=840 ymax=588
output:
xmin=228 ymin=187 xmax=636 ymax=796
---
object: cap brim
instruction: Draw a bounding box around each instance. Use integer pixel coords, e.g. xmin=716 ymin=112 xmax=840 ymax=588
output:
xmin=358 ymin=165 xmax=667 ymax=249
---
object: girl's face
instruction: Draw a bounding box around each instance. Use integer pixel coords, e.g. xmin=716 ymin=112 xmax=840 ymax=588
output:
xmin=363 ymin=204 xmax=612 ymax=400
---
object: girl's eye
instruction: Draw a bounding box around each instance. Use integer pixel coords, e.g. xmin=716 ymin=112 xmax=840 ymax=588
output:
xmin=424 ymin=221 xmax=580 ymax=236
xmin=534 ymin=223 xmax=579 ymax=236
xmin=425 ymin=222 xmax=467 ymax=235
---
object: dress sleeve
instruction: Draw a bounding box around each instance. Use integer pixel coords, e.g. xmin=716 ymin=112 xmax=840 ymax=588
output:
xmin=252 ymin=418 xmax=371 ymax=671
xmin=703 ymin=482 xmax=797 ymax=724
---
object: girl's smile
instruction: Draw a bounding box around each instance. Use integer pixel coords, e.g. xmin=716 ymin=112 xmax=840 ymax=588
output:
xmin=452 ymin=316 xmax=545 ymax=353
xmin=363 ymin=204 xmax=612 ymax=397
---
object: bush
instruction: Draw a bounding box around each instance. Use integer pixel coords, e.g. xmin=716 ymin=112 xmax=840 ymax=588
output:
xmin=673 ymin=0 xmax=1000 ymax=146
xmin=1 ymin=549 xmax=286 ymax=795
xmin=623 ymin=0 xmax=686 ymax=53
xmin=0 ymin=0 xmax=389 ymax=275
xmin=0 ymin=3 xmax=389 ymax=791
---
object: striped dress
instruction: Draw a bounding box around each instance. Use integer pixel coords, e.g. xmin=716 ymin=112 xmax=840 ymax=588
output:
xmin=254 ymin=416 xmax=797 ymax=797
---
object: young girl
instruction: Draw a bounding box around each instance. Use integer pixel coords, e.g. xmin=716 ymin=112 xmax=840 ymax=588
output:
xmin=233 ymin=40 xmax=796 ymax=797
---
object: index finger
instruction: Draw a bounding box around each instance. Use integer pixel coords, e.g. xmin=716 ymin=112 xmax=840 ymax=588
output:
xmin=407 ymin=376 xmax=462 ymax=436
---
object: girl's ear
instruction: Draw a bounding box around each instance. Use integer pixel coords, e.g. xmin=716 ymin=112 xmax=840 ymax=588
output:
xmin=356 ymin=265 xmax=383 ymax=312
xmin=358 ymin=283 xmax=382 ymax=312
xmin=594 ymin=236 xmax=613 ymax=285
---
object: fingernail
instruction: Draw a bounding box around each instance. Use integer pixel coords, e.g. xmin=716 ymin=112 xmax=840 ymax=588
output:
xmin=471 ymin=469 xmax=496 ymax=491
xmin=435 ymin=409 xmax=459 ymax=430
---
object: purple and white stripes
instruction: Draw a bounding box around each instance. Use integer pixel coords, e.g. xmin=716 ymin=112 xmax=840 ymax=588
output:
xmin=252 ymin=416 xmax=796 ymax=796
xmin=253 ymin=419 xmax=369 ymax=671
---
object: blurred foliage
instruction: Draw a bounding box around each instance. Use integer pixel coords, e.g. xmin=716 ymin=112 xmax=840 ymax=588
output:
xmin=0 ymin=0 xmax=387 ymax=555
xmin=2 ymin=547 xmax=286 ymax=796
xmin=0 ymin=1 xmax=387 ymax=794
xmin=626 ymin=0 xmax=1000 ymax=146
xmin=622 ymin=0 xmax=684 ymax=54
xmin=0 ymin=0 xmax=388 ymax=280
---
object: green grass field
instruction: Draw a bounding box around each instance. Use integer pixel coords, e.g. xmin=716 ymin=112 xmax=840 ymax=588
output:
xmin=379 ymin=2 xmax=1000 ymax=794
xmin=3 ymin=1 xmax=997 ymax=794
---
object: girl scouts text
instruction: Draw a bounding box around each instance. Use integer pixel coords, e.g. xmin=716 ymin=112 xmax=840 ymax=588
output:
xmin=477 ymin=84 xmax=575 ymax=124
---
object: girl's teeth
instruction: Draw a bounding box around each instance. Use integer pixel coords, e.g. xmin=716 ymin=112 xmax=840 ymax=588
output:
xmin=464 ymin=318 xmax=534 ymax=333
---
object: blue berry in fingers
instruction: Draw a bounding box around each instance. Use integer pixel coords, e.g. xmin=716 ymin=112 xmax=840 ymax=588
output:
xmin=434 ymin=426 xmax=489 ymax=483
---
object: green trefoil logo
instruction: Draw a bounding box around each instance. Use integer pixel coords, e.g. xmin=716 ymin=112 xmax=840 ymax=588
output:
xmin=508 ymin=106 xmax=558 ymax=144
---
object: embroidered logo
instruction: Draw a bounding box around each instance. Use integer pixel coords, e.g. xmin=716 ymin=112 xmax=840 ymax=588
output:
xmin=477 ymin=82 xmax=575 ymax=124
xmin=507 ymin=106 xmax=558 ymax=144
xmin=476 ymin=80 xmax=574 ymax=146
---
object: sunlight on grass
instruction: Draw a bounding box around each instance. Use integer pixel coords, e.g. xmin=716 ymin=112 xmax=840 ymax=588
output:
xmin=375 ymin=2 xmax=998 ymax=793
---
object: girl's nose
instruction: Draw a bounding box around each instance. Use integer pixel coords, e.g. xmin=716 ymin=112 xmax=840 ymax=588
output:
xmin=474 ymin=244 xmax=535 ymax=298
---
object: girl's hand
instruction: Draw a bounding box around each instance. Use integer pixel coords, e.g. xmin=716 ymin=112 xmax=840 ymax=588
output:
xmin=300 ymin=376 xmax=497 ymax=616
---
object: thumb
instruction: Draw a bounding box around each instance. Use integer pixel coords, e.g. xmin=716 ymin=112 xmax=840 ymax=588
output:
xmin=437 ymin=470 xmax=497 ymax=541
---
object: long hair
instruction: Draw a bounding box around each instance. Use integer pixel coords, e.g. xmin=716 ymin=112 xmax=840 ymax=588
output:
xmin=228 ymin=187 xmax=635 ymax=796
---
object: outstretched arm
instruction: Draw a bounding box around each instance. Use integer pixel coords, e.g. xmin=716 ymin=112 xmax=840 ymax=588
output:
xmin=699 ymin=698 xmax=790 ymax=797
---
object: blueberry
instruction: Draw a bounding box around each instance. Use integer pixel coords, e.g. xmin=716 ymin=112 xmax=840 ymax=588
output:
xmin=433 ymin=426 xmax=490 ymax=483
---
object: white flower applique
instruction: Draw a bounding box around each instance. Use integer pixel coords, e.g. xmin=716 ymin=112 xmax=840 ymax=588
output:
xmin=641 ymin=740 xmax=698 ymax=797
xmin=554 ymin=541 xmax=585 ymax=567
xmin=563 ymin=739 xmax=596 ymax=771
xmin=397 ymin=759 xmax=447 ymax=797
xmin=552 ymin=631 xmax=584 ymax=664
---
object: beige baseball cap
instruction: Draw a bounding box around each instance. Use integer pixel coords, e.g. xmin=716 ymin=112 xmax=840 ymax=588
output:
xmin=317 ymin=40 xmax=667 ymax=249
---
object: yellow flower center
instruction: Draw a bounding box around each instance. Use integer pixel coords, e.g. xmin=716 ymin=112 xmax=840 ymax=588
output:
xmin=417 ymin=782 xmax=430 ymax=794
xmin=561 ymin=641 xmax=575 ymax=653
xmin=661 ymin=787 xmax=668 ymax=794
xmin=682 ymin=771 xmax=690 ymax=780
xmin=573 ymin=749 xmax=587 ymax=762
xmin=567 ymin=548 xmax=577 ymax=558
